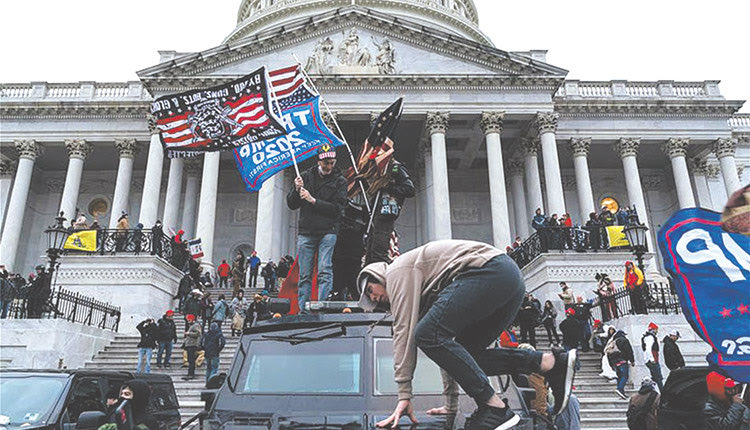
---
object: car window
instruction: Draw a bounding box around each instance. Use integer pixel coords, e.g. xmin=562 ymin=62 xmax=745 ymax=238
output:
xmin=149 ymin=382 xmax=180 ymax=412
xmin=66 ymin=377 xmax=104 ymax=422
xmin=241 ymin=338 xmax=362 ymax=394
xmin=0 ymin=376 xmax=67 ymax=428
xmin=374 ymin=338 xmax=444 ymax=395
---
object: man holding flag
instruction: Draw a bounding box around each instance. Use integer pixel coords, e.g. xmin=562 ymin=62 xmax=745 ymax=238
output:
xmin=287 ymin=144 xmax=347 ymax=312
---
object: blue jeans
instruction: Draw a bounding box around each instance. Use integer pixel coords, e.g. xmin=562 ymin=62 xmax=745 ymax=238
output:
xmin=205 ymin=356 xmax=220 ymax=383
xmin=646 ymin=361 xmax=664 ymax=391
xmin=156 ymin=341 xmax=173 ymax=366
xmin=297 ymin=233 xmax=337 ymax=312
xmin=616 ymin=363 xmax=629 ymax=392
xmin=0 ymin=300 xmax=11 ymax=318
xmin=137 ymin=348 xmax=152 ymax=373
xmin=414 ymin=254 xmax=543 ymax=405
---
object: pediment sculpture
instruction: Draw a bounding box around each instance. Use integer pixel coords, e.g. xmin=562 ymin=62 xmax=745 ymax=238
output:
xmin=305 ymin=28 xmax=396 ymax=75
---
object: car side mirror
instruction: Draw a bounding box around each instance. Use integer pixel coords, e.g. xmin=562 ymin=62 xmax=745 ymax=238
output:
xmin=76 ymin=411 xmax=107 ymax=430
xmin=206 ymin=372 xmax=226 ymax=389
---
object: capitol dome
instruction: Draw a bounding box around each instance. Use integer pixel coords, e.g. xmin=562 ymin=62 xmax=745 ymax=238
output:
xmin=225 ymin=0 xmax=491 ymax=45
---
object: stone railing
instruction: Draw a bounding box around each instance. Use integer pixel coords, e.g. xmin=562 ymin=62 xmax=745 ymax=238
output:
xmin=556 ymin=80 xmax=722 ymax=99
xmin=729 ymin=113 xmax=750 ymax=130
xmin=0 ymin=81 xmax=151 ymax=101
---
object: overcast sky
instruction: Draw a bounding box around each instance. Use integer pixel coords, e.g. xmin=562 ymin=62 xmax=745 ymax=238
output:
xmin=1 ymin=0 xmax=747 ymax=112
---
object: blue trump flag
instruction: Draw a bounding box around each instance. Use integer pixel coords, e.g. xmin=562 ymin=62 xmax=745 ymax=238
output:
xmin=232 ymin=95 xmax=344 ymax=192
xmin=658 ymin=208 xmax=750 ymax=382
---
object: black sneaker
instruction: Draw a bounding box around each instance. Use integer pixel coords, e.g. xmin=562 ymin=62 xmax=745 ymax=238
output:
xmin=465 ymin=405 xmax=520 ymax=430
xmin=546 ymin=348 xmax=577 ymax=416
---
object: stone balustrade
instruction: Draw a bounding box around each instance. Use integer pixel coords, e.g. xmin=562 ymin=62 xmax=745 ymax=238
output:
xmin=0 ymin=81 xmax=149 ymax=101
xmin=729 ymin=113 xmax=750 ymax=130
xmin=556 ymin=80 xmax=722 ymax=99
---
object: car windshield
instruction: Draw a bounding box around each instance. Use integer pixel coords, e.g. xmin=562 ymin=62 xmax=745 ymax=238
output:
xmin=0 ymin=376 xmax=66 ymax=427
xmin=374 ymin=338 xmax=445 ymax=395
xmin=241 ymin=338 xmax=362 ymax=394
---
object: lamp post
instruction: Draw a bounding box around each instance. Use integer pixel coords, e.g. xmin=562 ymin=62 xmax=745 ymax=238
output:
xmin=44 ymin=211 xmax=70 ymax=287
xmin=623 ymin=213 xmax=649 ymax=274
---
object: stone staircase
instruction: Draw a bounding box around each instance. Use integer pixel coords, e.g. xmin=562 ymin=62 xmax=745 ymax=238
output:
xmin=83 ymin=285 xmax=266 ymax=420
xmin=529 ymin=327 xmax=709 ymax=429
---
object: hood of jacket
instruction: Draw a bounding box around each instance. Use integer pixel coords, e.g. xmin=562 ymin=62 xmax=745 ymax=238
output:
xmin=356 ymin=262 xmax=388 ymax=312
xmin=614 ymin=330 xmax=627 ymax=339
xmin=122 ymin=379 xmax=150 ymax=414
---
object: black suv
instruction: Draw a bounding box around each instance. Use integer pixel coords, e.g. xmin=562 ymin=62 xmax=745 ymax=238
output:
xmin=0 ymin=370 xmax=180 ymax=430
xmin=198 ymin=313 xmax=541 ymax=430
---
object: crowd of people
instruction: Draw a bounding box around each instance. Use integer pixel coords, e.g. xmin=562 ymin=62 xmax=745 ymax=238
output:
xmin=0 ymin=264 xmax=53 ymax=319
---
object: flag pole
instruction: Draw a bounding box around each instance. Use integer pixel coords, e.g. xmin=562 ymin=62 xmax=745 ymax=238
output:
xmin=293 ymin=54 xmax=372 ymax=214
xmin=267 ymin=67 xmax=301 ymax=178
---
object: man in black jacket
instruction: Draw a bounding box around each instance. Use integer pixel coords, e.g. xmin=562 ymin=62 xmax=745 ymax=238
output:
xmin=606 ymin=330 xmax=635 ymax=399
xmin=518 ymin=293 xmax=540 ymax=347
xmin=155 ymin=310 xmax=178 ymax=369
xmin=559 ymin=308 xmax=582 ymax=351
xmin=364 ymin=159 xmax=415 ymax=264
xmin=287 ymin=144 xmax=347 ymax=312
xmin=662 ymin=329 xmax=685 ymax=372
xmin=136 ymin=318 xmax=158 ymax=373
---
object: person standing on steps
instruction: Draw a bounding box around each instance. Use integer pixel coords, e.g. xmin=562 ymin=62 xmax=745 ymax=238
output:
xmin=217 ymin=259 xmax=230 ymax=289
xmin=663 ymin=329 xmax=685 ymax=373
xmin=211 ymin=294 xmax=229 ymax=329
xmin=202 ymin=322 xmax=226 ymax=386
xmin=135 ymin=318 xmax=157 ymax=373
xmin=356 ymin=239 xmax=577 ymax=430
xmin=559 ymin=308 xmax=582 ymax=351
xmin=182 ymin=314 xmax=202 ymax=381
xmin=605 ymin=329 xmax=635 ymax=400
xmin=155 ymin=310 xmax=177 ymax=369
xmin=641 ymin=322 xmax=664 ymax=391
xmin=247 ymin=251 xmax=261 ymax=289
xmin=626 ymin=377 xmax=660 ymax=430
xmin=541 ymin=300 xmax=561 ymax=347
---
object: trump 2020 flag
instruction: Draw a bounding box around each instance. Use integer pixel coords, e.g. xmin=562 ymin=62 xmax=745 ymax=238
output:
xmin=188 ymin=238 xmax=204 ymax=259
xmin=150 ymin=66 xmax=287 ymax=154
xmin=64 ymin=230 xmax=97 ymax=252
xmin=232 ymin=65 xmax=344 ymax=192
xmin=658 ymin=208 xmax=750 ymax=382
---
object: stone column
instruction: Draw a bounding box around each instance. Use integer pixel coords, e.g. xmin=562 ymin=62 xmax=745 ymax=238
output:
xmin=255 ymin=173 xmax=281 ymax=262
xmin=109 ymin=139 xmax=138 ymax=228
xmin=714 ymin=138 xmax=741 ymax=196
xmin=690 ymin=158 xmax=714 ymax=209
xmin=0 ymin=160 xmax=14 ymax=233
xmin=508 ymin=159 xmax=529 ymax=238
xmin=139 ymin=115 xmax=165 ymax=227
xmin=195 ymin=152 xmax=220 ymax=270
xmin=59 ymin=139 xmax=92 ymax=220
xmin=664 ymin=138 xmax=695 ymax=209
xmin=535 ymin=112 xmax=566 ymax=216
xmin=521 ymin=137 xmax=544 ymax=216
xmin=180 ymin=159 xmax=201 ymax=239
xmin=569 ymin=138 xmax=595 ymax=222
xmin=0 ymin=140 xmax=42 ymax=271
xmin=615 ymin=138 xmax=652 ymax=251
xmin=426 ymin=112 xmax=452 ymax=240
xmin=423 ymin=151 xmax=435 ymax=242
xmin=162 ymin=158 xmax=184 ymax=231
xmin=481 ymin=111 xmax=511 ymax=248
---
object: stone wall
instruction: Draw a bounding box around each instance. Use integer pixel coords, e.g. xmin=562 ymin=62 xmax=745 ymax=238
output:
xmin=55 ymin=255 xmax=183 ymax=334
xmin=0 ymin=319 xmax=115 ymax=369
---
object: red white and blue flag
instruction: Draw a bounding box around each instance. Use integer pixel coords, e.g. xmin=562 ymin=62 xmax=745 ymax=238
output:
xmin=150 ymin=66 xmax=287 ymax=155
xmin=658 ymin=208 xmax=750 ymax=382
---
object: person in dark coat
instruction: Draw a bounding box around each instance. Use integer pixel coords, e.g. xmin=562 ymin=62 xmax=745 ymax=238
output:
xmin=0 ymin=271 xmax=18 ymax=319
xmin=248 ymin=251 xmax=261 ymax=289
xmin=135 ymin=318 xmax=157 ymax=373
xmin=572 ymin=296 xmax=594 ymax=352
xmin=703 ymin=371 xmax=749 ymax=430
xmin=202 ymin=322 xmax=226 ymax=386
xmin=182 ymin=291 xmax=202 ymax=332
xmin=151 ymin=220 xmax=163 ymax=256
xmin=606 ymin=330 xmax=635 ymax=399
xmin=132 ymin=223 xmax=144 ymax=254
xmin=627 ymin=377 xmax=660 ymax=430
xmin=174 ymin=273 xmax=192 ymax=313
xmin=155 ymin=310 xmax=177 ymax=368
xmin=559 ymin=308 xmax=582 ymax=351
xmin=287 ymin=145 xmax=347 ymax=311
xmin=663 ymin=330 xmax=685 ymax=372
xmin=518 ymin=293 xmax=540 ymax=347
xmin=541 ymin=300 xmax=560 ymax=346
xmin=27 ymin=265 xmax=50 ymax=318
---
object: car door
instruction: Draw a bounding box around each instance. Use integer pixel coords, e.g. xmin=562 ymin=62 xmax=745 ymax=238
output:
xmin=60 ymin=376 xmax=105 ymax=428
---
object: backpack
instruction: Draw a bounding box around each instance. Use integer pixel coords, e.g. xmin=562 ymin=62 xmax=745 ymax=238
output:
xmin=626 ymin=391 xmax=658 ymax=428
xmin=604 ymin=336 xmax=621 ymax=357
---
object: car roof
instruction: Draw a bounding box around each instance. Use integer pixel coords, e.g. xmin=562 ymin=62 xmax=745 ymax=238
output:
xmin=0 ymin=369 xmax=173 ymax=383
xmin=247 ymin=312 xmax=392 ymax=334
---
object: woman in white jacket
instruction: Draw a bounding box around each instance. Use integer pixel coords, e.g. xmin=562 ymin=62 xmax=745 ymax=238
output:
xmin=599 ymin=325 xmax=617 ymax=380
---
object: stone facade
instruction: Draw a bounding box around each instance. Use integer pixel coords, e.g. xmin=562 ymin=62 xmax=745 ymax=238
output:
xmin=0 ymin=0 xmax=748 ymax=279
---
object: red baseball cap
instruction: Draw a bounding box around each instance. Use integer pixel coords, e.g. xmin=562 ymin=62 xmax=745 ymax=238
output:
xmin=186 ymin=314 xmax=196 ymax=322
xmin=566 ymin=308 xmax=576 ymax=316
xmin=165 ymin=310 xmax=174 ymax=316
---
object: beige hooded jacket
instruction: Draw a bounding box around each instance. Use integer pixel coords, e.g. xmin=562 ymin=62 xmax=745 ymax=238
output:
xmin=357 ymin=239 xmax=503 ymax=403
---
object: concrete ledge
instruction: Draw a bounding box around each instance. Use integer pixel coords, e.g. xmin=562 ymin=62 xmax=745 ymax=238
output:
xmin=55 ymin=255 xmax=183 ymax=334
xmin=0 ymin=319 xmax=116 ymax=369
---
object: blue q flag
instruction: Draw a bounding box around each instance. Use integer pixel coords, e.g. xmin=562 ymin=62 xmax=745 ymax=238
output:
xmin=232 ymin=94 xmax=344 ymax=192
xmin=658 ymin=208 xmax=750 ymax=382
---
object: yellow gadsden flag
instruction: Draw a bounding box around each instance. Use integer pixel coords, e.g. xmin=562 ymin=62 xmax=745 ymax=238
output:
xmin=64 ymin=230 xmax=98 ymax=252
xmin=606 ymin=225 xmax=630 ymax=248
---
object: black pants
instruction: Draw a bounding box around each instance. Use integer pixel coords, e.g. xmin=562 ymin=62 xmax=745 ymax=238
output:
xmin=519 ymin=323 xmax=537 ymax=348
xmin=544 ymin=320 xmax=560 ymax=345
xmin=414 ymin=255 xmax=544 ymax=406
xmin=219 ymin=276 xmax=228 ymax=289
xmin=365 ymin=214 xmax=395 ymax=265
xmin=185 ymin=346 xmax=197 ymax=377
xmin=249 ymin=269 xmax=258 ymax=289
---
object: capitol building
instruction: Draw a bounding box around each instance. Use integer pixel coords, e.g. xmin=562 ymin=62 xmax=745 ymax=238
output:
xmin=1 ymin=0 xmax=748 ymax=278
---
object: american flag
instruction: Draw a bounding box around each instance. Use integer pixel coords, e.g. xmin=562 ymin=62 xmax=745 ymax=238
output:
xmin=152 ymin=66 xmax=286 ymax=152
xmin=268 ymin=64 xmax=316 ymax=111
